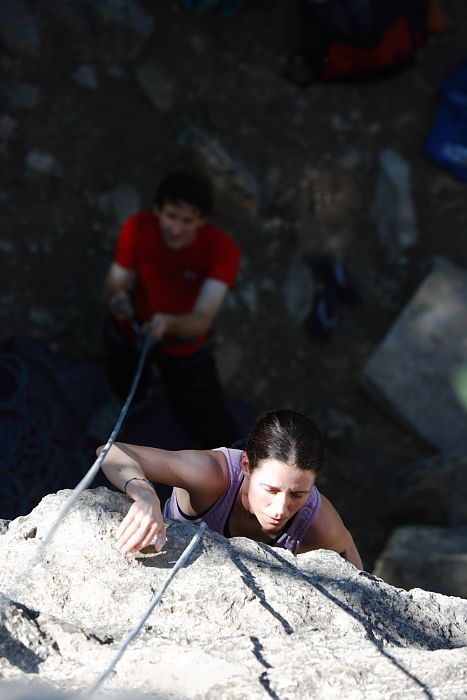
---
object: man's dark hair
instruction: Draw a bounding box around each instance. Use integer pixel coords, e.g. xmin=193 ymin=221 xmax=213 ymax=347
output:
xmin=245 ymin=410 xmax=324 ymax=474
xmin=154 ymin=170 xmax=214 ymax=216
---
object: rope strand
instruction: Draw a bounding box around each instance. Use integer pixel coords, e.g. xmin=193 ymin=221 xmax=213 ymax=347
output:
xmin=33 ymin=334 xmax=154 ymax=564
xmin=84 ymin=523 xmax=207 ymax=697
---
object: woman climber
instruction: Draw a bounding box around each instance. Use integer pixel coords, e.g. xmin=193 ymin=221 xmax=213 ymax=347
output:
xmin=99 ymin=409 xmax=362 ymax=568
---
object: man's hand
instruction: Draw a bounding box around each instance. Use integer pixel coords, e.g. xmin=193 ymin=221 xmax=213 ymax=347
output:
xmin=116 ymin=490 xmax=167 ymax=554
xmin=109 ymin=290 xmax=134 ymax=320
xmin=143 ymin=313 xmax=172 ymax=341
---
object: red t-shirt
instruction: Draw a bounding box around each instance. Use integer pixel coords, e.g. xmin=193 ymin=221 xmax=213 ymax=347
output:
xmin=113 ymin=211 xmax=241 ymax=356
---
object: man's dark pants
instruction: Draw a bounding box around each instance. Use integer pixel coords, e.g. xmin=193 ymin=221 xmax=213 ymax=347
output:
xmin=104 ymin=319 xmax=241 ymax=449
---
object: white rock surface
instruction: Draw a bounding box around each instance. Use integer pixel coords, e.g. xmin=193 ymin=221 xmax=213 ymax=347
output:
xmin=1 ymin=488 xmax=467 ymax=698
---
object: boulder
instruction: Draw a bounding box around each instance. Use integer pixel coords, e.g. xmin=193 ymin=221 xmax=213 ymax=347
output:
xmin=0 ymin=488 xmax=467 ymax=698
xmin=373 ymin=525 xmax=467 ymax=598
xmin=362 ymin=258 xmax=467 ymax=452
xmin=393 ymin=453 xmax=467 ymax=526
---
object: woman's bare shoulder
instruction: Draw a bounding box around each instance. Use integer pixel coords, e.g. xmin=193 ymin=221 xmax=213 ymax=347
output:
xmin=173 ymin=448 xmax=231 ymax=513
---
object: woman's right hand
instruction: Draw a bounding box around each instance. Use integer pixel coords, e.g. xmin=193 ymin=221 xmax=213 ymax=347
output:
xmin=116 ymin=490 xmax=167 ymax=554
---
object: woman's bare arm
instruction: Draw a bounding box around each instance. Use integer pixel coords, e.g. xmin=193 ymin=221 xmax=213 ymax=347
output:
xmin=98 ymin=443 xmax=225 ymax=553
xmin=297 ymin=494 xmax=363 ymax=569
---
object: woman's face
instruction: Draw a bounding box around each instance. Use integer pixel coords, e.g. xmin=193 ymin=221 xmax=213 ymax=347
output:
xmin=244 ymin=457 xmax=316 ymax=533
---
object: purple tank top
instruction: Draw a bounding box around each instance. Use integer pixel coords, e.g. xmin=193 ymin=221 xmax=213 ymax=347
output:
xmin=164 ymin=447 xmax=321 ymax=554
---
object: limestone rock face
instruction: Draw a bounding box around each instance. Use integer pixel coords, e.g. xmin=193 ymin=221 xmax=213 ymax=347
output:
xmin=1 ymin=488 xmax=467 ymax=698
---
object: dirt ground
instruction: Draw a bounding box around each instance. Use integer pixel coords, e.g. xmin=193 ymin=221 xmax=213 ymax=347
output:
xmin=2 ymin=0 xmax=467 ymax=569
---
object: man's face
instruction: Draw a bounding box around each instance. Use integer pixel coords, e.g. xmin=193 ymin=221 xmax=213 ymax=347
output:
xmin=155 ymin=201 xmax=206 ymax=250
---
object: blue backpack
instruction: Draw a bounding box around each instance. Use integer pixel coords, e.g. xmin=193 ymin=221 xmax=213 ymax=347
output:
xmin=425 ymin=62 xmax=467 ymax=182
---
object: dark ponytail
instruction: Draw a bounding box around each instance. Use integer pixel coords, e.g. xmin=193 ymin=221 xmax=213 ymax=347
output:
xmin=245 ymin=410 xmax=323 ymax=474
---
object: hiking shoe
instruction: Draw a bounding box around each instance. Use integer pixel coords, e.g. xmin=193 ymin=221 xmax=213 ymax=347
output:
xmin=311 ymin=255 xmax=360 ymax=305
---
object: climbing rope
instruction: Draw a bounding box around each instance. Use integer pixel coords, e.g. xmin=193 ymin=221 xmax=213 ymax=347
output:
xmin=35 ymin=334 xmax=155 ymax=562
xmin=84 ymin=523 xmax=207 ymax=697
xmin=0 ymin=331 xmax=210 ymax=696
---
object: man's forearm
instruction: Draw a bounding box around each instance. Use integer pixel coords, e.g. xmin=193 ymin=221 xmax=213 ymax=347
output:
xmin=164 ymin=311 xmax=211 ymax=338
xmin=146 ymin=311 xmax=212 ymax=340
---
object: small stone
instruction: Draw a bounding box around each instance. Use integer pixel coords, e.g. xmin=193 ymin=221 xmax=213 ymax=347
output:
xmin=98 ymin=183 xmax=141 ymax=223
xmin=0 ymin=239 xmax=15 ymax=254
xmin=135 ymin=63 xmax=174 ymax=113
xmin=338 ymin=149 xmax=362 ymax=171
xmin=93 ymin=0 xmax=155 ymax=36
xmin=238 ymin=281 xmax=258 ymax=315
xmin=72 ymin=64 xmax=98 ymax=90
xmin=0 ymin=115 xmax=17 ymax=143
xmin=190 ymin=35 xmax=205 ymax=52
xmin=107 ymin=64 xmax=125 ymax=79
xmin=25 ymin=149 xmax=61 ymax=176
xmin=179 ymin=125 xmax=259 ymax=212
xmin=261 ymin=166 xmax=282 ymax=206
xmin=261 ymin=217 xmax=282 ymax=233
xmin=331 ymin=114 xmax=351 ymax=132
xmin=282 ymin=256 xmax=315 ymax=325
xmin=215 ymin=340 xmax=244 ymax=384
xmin=112 ymin=183 xmax=141 ymax=223
xmin=259 ymin=277 xmax=276 ymax=294
xmin=28 ymin=307 xmax=54 ymax=326
xmin=368 ymin=122 xmax=381 ymax=135
xmin=372 ymin=148 xmax=417 ymax=258
xmin=7 ymin=82 xmax=41 ymax=108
